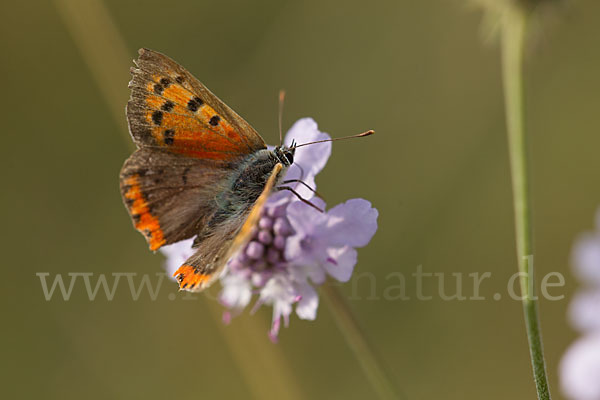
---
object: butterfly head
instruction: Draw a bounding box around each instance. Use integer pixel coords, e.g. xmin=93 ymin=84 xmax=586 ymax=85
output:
xmin=274 ymin=139 xmax=296 ymax=166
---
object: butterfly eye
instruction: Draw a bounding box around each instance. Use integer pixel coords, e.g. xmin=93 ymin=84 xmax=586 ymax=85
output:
xmin=284 ymin=151 xmax=294 ymax=164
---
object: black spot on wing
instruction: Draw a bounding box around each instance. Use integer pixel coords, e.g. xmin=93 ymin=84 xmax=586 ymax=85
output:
xmin=152 ymin=111 xmax=163 ymax=125
xmin=187 ymin=97 xmax=204 ymax=112
xmin=161 ymin=100 xmax=174 ymax=112
xmin=187 ymin=99 xmax=199 ymax=112
xmin=209 ymin=115 xmax=220 ymax=126
xmin=163 ymin=129 xmax=174 ymax=145
xmin=182 ymin=167 xmax=191 ymax=184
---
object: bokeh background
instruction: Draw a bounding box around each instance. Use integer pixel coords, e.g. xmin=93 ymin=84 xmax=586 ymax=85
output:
xmin=3 ymin=0 xmax=600 ymax=399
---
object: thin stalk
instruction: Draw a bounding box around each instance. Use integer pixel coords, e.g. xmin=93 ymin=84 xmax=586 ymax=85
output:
xmin=500 ymin=9 xmax=551 ymax=400
xmin=322 ymin=284 xmax=404 ymax=400
xmin=54 ymin=0 xmax=130 ymax=137
xmin=205 ymin=300 xmax=305 ymax=400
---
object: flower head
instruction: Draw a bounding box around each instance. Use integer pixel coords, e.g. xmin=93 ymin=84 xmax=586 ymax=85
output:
xmin=161 ymin=118 xmax=378 ymax=340
xmin=561 ymin=207 xmax=600 ymax=399
xmin=562 ymin=333 xmax=600 ymax=400
xmin=471 ymin=0 xmax=565 ymax=46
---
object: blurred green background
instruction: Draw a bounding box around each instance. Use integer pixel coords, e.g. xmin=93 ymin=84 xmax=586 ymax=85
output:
xmin=3 ymin=0 xmax=599 ymax=399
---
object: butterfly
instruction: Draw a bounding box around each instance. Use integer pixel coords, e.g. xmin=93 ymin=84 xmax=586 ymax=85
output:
xmin=119 ymin=48 xmax=304 ymax=292
xmin=120 ymin=49 xmax=372 ymax=293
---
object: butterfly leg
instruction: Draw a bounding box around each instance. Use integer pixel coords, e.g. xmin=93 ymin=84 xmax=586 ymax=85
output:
xmin=280 ymin=179 xmax=324 ymax=200
xmin=277 ymin=186 xmax=324 ymax=213
xmin=294 ymin=163 xmax=306 ymax=181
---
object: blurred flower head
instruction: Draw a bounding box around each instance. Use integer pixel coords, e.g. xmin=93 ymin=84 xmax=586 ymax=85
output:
xmin=561 ymin=208 xmax=600 ymax=400
xmin=470 ymin=0 xmax=566 ymax=44
xmin=161 ymin=118 xmax=378 ymax=341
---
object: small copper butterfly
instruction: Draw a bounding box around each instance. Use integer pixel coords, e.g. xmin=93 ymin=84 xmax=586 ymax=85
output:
xmin=119 ymin=49 xmax=372 ymax=292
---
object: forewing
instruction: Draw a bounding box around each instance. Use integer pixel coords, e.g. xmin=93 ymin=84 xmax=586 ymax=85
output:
xmin=174 ymin=163 xmax=284 ymax=291
xmin=120 ymin=148 xmax=233 ymax=250
xmin=127 ymin=48 xmax=266 ymax=160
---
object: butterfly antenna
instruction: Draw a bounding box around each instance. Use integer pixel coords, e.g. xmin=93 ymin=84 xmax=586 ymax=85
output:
xmin=278 ymin=89 xmax=286 ymax=146
xmin=293 ymin=130 xmax=374 ymax=148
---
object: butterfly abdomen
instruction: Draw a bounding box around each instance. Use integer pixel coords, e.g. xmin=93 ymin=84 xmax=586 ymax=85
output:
xmin=190 ymin=150 xmax=283 ymax=261
xmin=192 ymin=150 xmax=284 ymax=245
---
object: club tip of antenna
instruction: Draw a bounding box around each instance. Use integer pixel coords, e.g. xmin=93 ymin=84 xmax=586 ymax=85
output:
xmin=279 ymin=89 xmax=286 ymax=102
xmin=360 ymin=130 xmax=375 ymax=137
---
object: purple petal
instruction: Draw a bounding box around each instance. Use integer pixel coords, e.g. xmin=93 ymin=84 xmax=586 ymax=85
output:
xmin=269 ymin=318 xmax=281 ymax=343
xmin=251 ymin=271 xmax=271 ymax=286
xmin=286 ymin=198 xmax=328 ymax=237
xmin=259 ymin=216 xmax=273 ymax=230
xmin=159 ymin=238 xmax=195 ymax=279
xmin=237 ymin=248 xmax=250 ymax=262
xmin=305 ymin=263 xmax=327 ymax=285
xmin=572 ymin=233 xmax=600 ymax=285
xmin=285 ymin=234 xmax=327 ymax=271
xmin=265 ymin=191 xmax=291 ymax=214
xmin=284 ymin=118 xmax=331 ymax=173
xmin=560 ymin=333 xmax=600 ymax=400
xmin=219 ymin=273 xmax=252 ymax=309
xmin=569 ymin=290 xmax=600 ymax=333
xmin=295 ymin=282 xmax=319 ymax=320
xmin=323 ymin=246 xmax=358 ymax=282
xmin=227 ymin=256 xmax=245 ymax=272
xmin=273 ymin=235 xmax=287 ymax=250
xmin=273 ymin=217 xmax=293 ymax=236
xmin=282 ymin=118 xmax=332 ymax=199
xmin=323 ymin=199 xmax=378 ymax=248
xmin=284 ymin=233 xmax=303 ymax=261
xmin=258 ymin=230 xmax=273 ymax=245
xmin=246 ymin=242 xmax=265 ymax=259
xmin=282 ymin=165 xmax=317 ymax=201
xmin=287 ymin=258 xmax=327 ymax=285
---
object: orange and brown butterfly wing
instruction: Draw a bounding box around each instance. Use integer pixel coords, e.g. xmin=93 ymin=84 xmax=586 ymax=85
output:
xmin=174 ymin=163 xmax=284 ymax=291
xmin=121 ymin=48 xmax=267 ymax=250
xmin=120 ymin=148 xmax=234 ymax=250
xmin=127 ymin=48 xmax=266 ymax=159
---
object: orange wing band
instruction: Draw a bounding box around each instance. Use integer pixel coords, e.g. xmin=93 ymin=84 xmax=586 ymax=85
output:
xmin=173 ymin=265 xmax=211 ymax=291
xmin=123 ymin=174 xmax=166 ymax=250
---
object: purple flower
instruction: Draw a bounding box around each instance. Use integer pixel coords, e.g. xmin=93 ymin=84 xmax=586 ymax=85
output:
xmin=562 ymin=334 xmax=600 ymax=400
xmin=569 ymin=290 xmax=600 ymax=334
xmin=286 ymin=197 xmax=378 ymax=284
xmin=572 ymin=211 xmax=600 ymax=286
xmin=160 ymin=118 xmax=378 ymax=340
xmin=160 ymin=237 xmax=195 ymax=277
xmin=277 ymin=118 xmax=332 ymax=200
xmin=561 ymin=208 xmax=600 ymax=400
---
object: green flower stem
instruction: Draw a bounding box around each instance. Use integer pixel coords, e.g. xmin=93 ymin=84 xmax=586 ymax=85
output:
xmin=500 ymin=9 xmax=551 ymax=400
xmin=205 ymin=300 xmax=305 ymax=400
xmin=322 ymin=284 xmax=404 ymax=400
